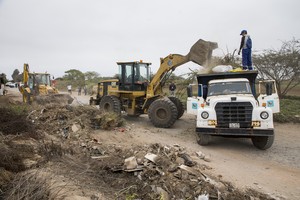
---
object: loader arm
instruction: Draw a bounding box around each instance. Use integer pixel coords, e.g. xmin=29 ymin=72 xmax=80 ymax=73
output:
xmin=146 ymin=54 xmax=189 ymax=98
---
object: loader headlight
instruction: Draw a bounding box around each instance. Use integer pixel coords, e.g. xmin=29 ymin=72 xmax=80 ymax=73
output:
xmin=260 ymin=111 xmax=269 ymax=119
xmin=201 ymin=111 xmax=209 ymax=119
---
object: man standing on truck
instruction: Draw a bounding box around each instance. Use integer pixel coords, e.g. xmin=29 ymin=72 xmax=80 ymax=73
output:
xmin=238 ymin=30 xmax=253 ymax=70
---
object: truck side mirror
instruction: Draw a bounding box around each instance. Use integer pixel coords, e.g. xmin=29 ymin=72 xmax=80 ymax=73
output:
xmin=198 ymin=84 xmax=203 ymax=97
xmin=187 ymin=85 xmax=192 ymax=97
xmin=266 ymin=82 xmax=273 ymax=96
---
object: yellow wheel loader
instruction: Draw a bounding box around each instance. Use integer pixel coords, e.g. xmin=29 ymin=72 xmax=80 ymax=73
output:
xmin=19 ymin=64 xmax=73 ymax=104
xmin=90 ymin=39 xmax=218 ymax=128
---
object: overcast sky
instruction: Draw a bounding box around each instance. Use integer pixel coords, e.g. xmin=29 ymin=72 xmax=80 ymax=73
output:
xmin=0 ymin=0 xmax=299 ymax=79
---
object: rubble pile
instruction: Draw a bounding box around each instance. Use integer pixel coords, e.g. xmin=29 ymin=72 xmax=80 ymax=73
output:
xmin=0 ymin=106 xmax=36 ymax=135
xmin=26 ymin=104 xmax=124 ymax=138
xmin=77 ymin=142 xmax=271 ymax=200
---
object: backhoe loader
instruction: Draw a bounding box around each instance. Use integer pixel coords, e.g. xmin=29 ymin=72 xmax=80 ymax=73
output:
xmin=90 ymin=39 xmax=218 ymax=128
xmin=19 ymin=64 xmax=73 ymax=104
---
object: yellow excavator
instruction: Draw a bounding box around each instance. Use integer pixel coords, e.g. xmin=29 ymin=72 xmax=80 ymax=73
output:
xmin=19 ymin=63 xmax=73 ymax=104
xmin=90 ymin=39 xmax=218 ymax=128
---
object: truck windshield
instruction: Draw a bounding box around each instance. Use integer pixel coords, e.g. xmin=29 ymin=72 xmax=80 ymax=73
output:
xmin=207 ymin=81 xmax=252 ymax=96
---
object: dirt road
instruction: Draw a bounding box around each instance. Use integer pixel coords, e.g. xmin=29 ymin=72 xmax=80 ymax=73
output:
xmin=5 ymin=88 xmax=300 ymax=199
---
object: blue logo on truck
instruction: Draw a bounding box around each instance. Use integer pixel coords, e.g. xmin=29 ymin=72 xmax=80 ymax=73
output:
xmin=192 ymin=103 xmax=198 ymax=109
xmin=267 ymin=100 xmax=274 ymax=107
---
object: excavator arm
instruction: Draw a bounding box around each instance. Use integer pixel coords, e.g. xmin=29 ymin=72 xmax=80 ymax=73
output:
xmin=23 ymin=63 xmax=29 ymax=85
xmin=18 ymin=63 xmax=31 ymax=103
xmin=146 ymin=39 xmax=218 ymax=98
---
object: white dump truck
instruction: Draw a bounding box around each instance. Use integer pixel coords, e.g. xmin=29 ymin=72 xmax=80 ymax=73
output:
xmin=187 ymin=71 xmax=280 ymax=150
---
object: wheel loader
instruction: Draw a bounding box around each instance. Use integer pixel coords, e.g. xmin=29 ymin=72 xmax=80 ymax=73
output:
xmin=90 ymin=39 xmax=218 ymax=128
xmin=19 ymin=63 xmax=73 ymax=104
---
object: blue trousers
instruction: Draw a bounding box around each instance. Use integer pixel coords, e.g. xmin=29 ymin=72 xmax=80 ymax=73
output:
xmin=242 ymin=49 xmax=252 ymax=70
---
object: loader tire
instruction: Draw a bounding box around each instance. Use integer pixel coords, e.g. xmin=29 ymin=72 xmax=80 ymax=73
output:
xmin=148 ymin=98 xmax=178 ymax=128
xmin=168 ymin=96 xmax=185 ymax=119
xmin=251 ymin=135 xmax=274 ymax=150
xmin=99 ymin=95 xmax=121 ymax=114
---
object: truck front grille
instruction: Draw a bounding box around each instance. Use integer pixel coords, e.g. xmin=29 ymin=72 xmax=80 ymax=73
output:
xmin=215 ymin=102 xmax=253 ymax=128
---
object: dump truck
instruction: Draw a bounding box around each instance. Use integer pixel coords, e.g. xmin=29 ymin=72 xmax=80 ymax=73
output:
xmin=90 ymin=39 xmax=218 ymax=128
xmin=186 ymin=71 xmax=280 ymax=150
xmin=19 ymin=64 xmax=73 ymax=104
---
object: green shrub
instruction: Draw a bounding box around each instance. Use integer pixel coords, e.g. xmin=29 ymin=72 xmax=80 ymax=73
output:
xmin=274 ymin=98 xmax=300 ymax=123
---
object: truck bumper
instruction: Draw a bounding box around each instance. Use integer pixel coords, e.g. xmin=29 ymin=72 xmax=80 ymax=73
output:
xmin=196 ymin=127 xmax=274 ymax=136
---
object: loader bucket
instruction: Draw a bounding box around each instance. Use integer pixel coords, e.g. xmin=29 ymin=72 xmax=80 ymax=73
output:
xmin=35 ymin=94 xmax=74 ymax=105
xmin=187 ymin=39 xmax=218 ymax=67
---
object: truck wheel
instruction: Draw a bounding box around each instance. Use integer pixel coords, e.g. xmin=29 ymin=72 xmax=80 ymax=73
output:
xmin=251 ymin=136 xmax=274 ymax=150
xmin=148 ymin=98 xmax=178 ymax=128
xmin=99 ymin=95 xmax=121 ymax=114
xmin=168 ymin=96 xmax=185 ymax=119
xmin=197 ymin=134 xmax=211 ymax=146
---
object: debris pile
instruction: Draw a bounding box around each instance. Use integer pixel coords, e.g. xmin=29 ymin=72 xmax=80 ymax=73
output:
xmin=34 ymin=94 xmax=74 ymax=105
xmin=76 ymin=142 xmax=271 ymax=200
xmin=0 ymin=106 xmax=35 ymax=135
xmin=25 ymin=104 xmax=124 ymax=138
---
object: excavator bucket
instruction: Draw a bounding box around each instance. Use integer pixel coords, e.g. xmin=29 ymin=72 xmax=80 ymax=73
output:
xmin=187 ymin=39 xmax=218 ymax=67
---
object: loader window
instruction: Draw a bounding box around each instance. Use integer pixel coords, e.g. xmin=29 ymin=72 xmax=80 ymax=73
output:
xmin=35 ymin=74 xmax=51 ymax=85
xmin=118 ymin=62 xmax=150 ymax=91
xmin=136 ymin=63 xmax=150 ymax=82
xmin=118 ymin=63 xmax=134 ymax=90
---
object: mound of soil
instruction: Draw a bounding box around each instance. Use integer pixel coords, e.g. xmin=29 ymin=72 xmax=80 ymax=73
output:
xmin=0 ymin=107 xmax=35 ymax=135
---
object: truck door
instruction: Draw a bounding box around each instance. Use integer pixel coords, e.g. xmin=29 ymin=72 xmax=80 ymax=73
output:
xmin=257 ymin=80 xmax=280 ymax=113
xmin=186 ymin=84 xmax=204 ymax=115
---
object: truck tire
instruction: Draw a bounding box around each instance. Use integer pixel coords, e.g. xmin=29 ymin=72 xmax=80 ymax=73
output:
xmin=148 ymin=98 xmax=178 ymax=128
xmin=251 ymin=135 xmax=274 ymax=150
xmin=197 ymin=134 xmax=211 ymax=146
xmin=168 ymin=96 xmax=185 ymax=119
xmin=99 ymin=95 xmax=121 ymax=114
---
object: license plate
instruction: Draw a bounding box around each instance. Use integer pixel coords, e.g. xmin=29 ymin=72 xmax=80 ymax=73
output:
xmin=229 ymin=123 xmax=240 ymax=128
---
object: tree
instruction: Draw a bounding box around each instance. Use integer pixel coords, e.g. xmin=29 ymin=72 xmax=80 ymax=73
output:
xmin=84 ymin=71 xmax=100 ymax=82
xmin=63 ymin=69 xmax=85 ymax=87
xmin=11 ymin=69 xmax=22 ymax=82
xmin=253 ymin=38 xmax=300 ymax=97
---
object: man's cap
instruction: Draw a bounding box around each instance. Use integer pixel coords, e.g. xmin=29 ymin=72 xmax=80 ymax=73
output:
xmin=240 ymin=30 xmax=247 ymax=35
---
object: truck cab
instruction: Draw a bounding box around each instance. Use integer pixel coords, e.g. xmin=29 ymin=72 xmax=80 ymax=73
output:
xmin=187 ymin=71 xmax=280 ymax=150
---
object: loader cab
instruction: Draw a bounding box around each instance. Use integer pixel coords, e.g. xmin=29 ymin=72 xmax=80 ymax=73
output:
xmin=34 ymin=73 xmax=51 ymax=86
xmin=27 ymin=73 xmax=52 ymax=95
xmin=117 ymin=61 xmax=151 ymax=91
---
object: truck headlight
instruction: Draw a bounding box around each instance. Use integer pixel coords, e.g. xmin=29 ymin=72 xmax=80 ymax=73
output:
xmin=260 ymin=111 xmax=269 ymax=119
xmin=201 ymin=111 xmax=209 ymax=119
